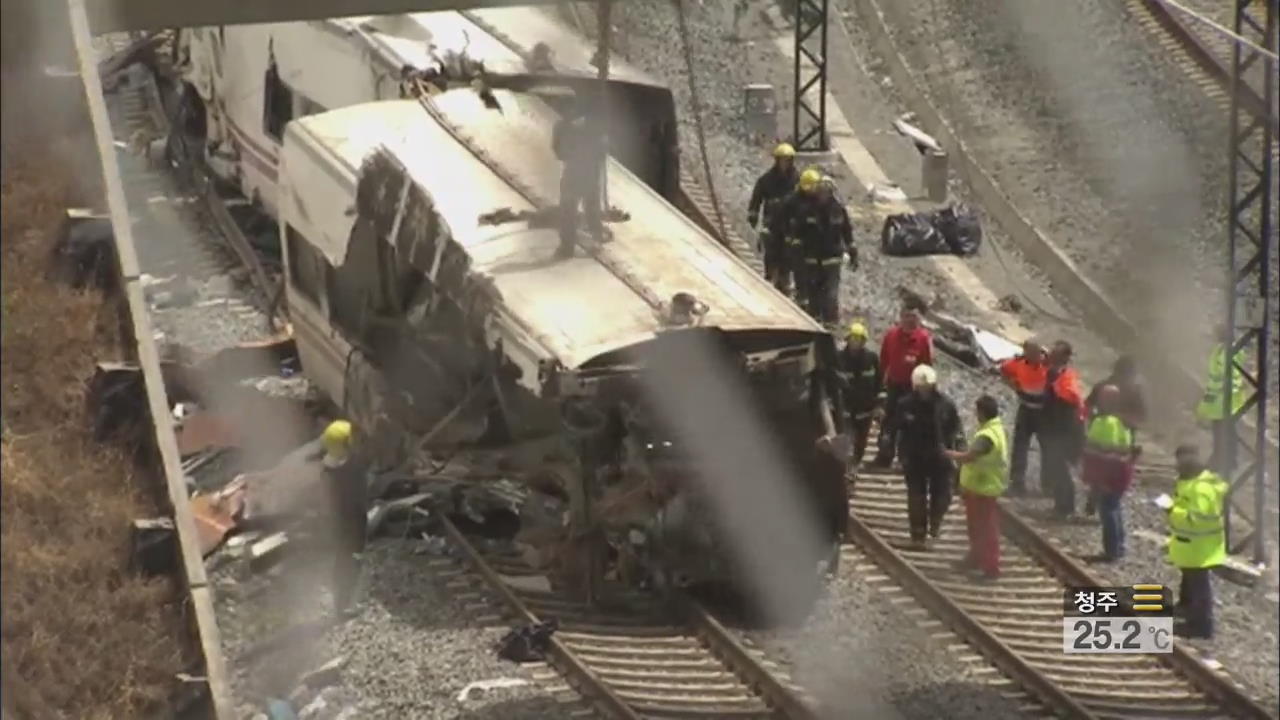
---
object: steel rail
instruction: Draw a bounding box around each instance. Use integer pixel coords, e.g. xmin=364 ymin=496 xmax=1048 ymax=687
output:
xmin=437 ymin=514 xmax=819 ymax=719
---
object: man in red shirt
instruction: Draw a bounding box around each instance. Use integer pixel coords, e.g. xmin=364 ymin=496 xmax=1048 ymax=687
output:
xmin=869 ymin=304 xmax=934 ymax=468
xmin=1042 ymin=340 xmax=1086 ymax=519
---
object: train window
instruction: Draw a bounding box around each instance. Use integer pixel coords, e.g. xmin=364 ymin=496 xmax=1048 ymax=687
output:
xmin=285 ymin=225 xmax=324 ymax=305
xmin=263 ymin=62 xmax=294 ymax=141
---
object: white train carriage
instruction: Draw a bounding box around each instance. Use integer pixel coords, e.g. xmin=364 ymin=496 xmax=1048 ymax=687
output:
xmin=278 ymin=93 xmax=848 ymax=596
xmin=175 ymin=8 xmax=679 ymax=218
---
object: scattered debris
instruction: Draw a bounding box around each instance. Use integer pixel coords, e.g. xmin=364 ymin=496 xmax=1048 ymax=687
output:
xmin=49 ymin=209 xmax=116 ymax=291
xmin=880 ymin=203 xmax=982 ymax=257
xmin=496 ymin=619 xmax=560 ymax=663
xmin=249 ymin=532 xmax=291 ymax=571
xmin=455 ymin=677 xmax=531 ymax=702
xmin=866 ymin=183 xmax=908 ymax=205
xmin=264 ymin=698 xmax=297 ymax=720
xmin=198 ymin=335 xmax=298 ymax=384
xmin=298 ymin=656 xmax=347 ymax=691
xmin=996 ymin=294 xmax=1024 ymax=314
xmin=190 ymin=478 xmax=246 ymax=556
xmin=175 ymin=410 xmax=238 ymax=457
xmin=1216 ymin=556 xmax=1264 ymax=587
xmin=891 ymin=115 xmax=942 ymax=155
xmin=496 ymin=573 xmax=552 ymax=594
xmin=131 ymin=517 xmax=177 ymax=577
xmin=86 ymin=362 xmax=149 ymax=446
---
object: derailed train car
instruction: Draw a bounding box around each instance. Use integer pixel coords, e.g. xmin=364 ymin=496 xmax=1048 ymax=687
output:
xmin=277 ymin=94 xmax=849 ymax=603
xmin=173 ymin=8 xmax=680 ymax=218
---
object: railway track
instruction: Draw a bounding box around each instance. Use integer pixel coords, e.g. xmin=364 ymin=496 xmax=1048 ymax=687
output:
xmin=435 ymin=517 xmax=819 ymax=720
xmin=846 ymin=439 xmax=1276 ymax=720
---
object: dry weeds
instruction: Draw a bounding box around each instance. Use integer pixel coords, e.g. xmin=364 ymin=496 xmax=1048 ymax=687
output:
xmin=2 ymin=23 xmax=193 ymax=718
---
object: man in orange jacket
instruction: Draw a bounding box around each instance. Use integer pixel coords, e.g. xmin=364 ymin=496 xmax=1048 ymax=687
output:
xmin=1042 ymin=341 xmax=1086 ymax=519
xmin=999 ymin=341 xmax=1047 ymax=496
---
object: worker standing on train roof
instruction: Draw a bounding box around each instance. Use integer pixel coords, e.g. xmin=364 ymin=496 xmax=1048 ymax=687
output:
xmin=894 ymin=364 xmax=963 ymax=550
xmin=1080 ymin=385 xmax=1141 ymax=564
xmin=869 ymin=303 xmax=934 ymax=469
xmin=747 ymin=143 xmax=800 ymax=295
xmin=836 ymin=321 xmax=883 ymax=469
xmin=770 ymin=168 xmax=857 ymax=325
xmin=1042 ymin=341 xmax=1086 ymax=520
xmin=945 ymin=394 xmax=1007 ymax=581
xmin=1161 ymin=444 xmax=1227 ymax=639
xmin=999 ymin=340 xmax=1048 ymax=497
xmin=1195 ymin=325 xmax=1247 ymax=472
xmin=552 ymin=92 xmax=606 ymax=260
xmin=316 ymin=419 xmax=370 ymax=618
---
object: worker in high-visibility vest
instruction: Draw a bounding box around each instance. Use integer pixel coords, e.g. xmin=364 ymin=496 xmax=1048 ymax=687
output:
xmin=945 ymin=394 xmax=1008 ymax=581
xmin=1081 ymin=385 xmax=1141 ymax=563
xmin=1195 ymin=328 xmax=1248 ymax=471
xmin=1164 ymin=444 xmax=1228 ymax=640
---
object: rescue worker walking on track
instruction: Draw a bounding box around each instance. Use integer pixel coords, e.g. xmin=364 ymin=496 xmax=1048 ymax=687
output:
xmin=1163 ymin=444 xmax=1227 ymax=640
xmin=945 ymin=394 xmax=1007 ymax=581
xmin=316 ymin=420 xmax=370 ymax=618
xmin=999 ymin=340 xmax=1047 ymax=497
xmin=1042 ymin=341 xmax=1086 ymax=520
xmin=835 ymin=321 xmax=883 ymax=468
xmin=747 ymin=143 xmax=800 ymax=294
xmin=771 ymin=170 xmax=857 ymax=324
xmin=894 ymin=364 xmax=963 ymax=550
xmin=1080 ymin=385 xmax=1141 ymax=564
xmin=552 ymin=93 xmax=606 ymax=260
xmin=870 ymin=304 xmax=934 ymax=469
xmin=1195 ymin=326 xmax=1247 ymax=471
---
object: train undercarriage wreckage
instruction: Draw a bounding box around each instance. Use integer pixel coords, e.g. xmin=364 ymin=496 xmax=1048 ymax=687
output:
xmin=165 ymin=10 xmax=852 ymax=609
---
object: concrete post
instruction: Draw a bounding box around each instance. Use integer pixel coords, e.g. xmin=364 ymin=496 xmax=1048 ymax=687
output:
xmin=922 ymin=149 xmax=948 ymax=203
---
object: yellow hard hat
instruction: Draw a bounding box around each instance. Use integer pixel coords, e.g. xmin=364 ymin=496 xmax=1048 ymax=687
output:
xmin=773 ymin=142 xmax=796 ymax=159
xmin=847 ymin=322 xmax=868 ymax=340
xmin=798 ymin=167 xmax=822 ymax=192
xmin=322 ymin=420 xmax=353 ymax=458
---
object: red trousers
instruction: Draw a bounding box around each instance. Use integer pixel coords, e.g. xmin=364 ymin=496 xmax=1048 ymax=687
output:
xmin=962 ymin=490 xmax=1001 ymax=576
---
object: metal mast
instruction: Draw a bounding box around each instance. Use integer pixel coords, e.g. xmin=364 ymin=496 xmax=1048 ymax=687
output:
xmin=792 ymin=0 xmax=829 ymax=151
xmin=1221 ymin=0 xmax=1277 ymax=564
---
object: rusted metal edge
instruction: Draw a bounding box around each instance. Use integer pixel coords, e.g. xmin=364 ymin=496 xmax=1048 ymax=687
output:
xmin=999 ymin=508 xmax=1277 ymax=720
xmin=1138 ymin=0 xmax=1276 ymax=130
xmin=135 ymin=61 xmax=285 ymax=330
xmin=845 ymin=514 xmax=1098 ymax=720
xmin=682 ymin=601 xmax=820 ymax=720
xmin=848 ymin=0 xmax=1278 ymax=510
xmin=436 ymin=516 xmax=642 ymax=720
xmin=66 ymin=4 xmax=234 ymax=719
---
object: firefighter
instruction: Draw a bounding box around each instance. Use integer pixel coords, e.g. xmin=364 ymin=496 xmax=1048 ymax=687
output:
xmin=1196 ymin=326 xmax=1247 ymax=471
xmin=835 ymin=321 xmax=882 ymax=468
xmin=1164 ymin=444 xmax=1227 ymax=639
xmin=870 ymin=304 xmax=934 ymax=469
xmin=747 ymin=143 xmax=800 ymax=294
xmin=552 ymin=93 xmax=605 ymax=259
xmin=1080 ymin=385 xmax=1140 ymax=563
xmin=999 ymin=340 xmax=1047 ymax=497
xmin=894 ymin=364 xmax=963 ymax=549
xmin=945 ymin=394 xmax=1007 ymax=581
xmin=1042 ymin=341 xmax=1086 ymax=519
xmin=771 ymin=169 xmax=857 ymax=324
xmin=317 ymin=420 xmax=370 ymax=617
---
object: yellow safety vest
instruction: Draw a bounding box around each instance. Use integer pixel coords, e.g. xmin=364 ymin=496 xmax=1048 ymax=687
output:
xmin=1166 ymin=470 xmax=1228 ymax=569
xmin=958 ymin=418 xmax=1008 ymax=497
xmin=1084 ymin=414 xmax=1133 ymax=458
xmin=1196 ymin=343 xmax=1247 ymax=421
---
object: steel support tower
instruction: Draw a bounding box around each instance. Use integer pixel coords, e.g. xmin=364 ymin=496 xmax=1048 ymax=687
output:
xmin=1221 ymin=0 xmax=1277 ymax=564
xmin=792 ymin=0 xmax=829 ymax=151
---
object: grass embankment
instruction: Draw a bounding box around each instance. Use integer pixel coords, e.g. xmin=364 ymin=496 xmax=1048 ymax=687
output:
xmin=2 ymin=3 xmax=193 ymax=716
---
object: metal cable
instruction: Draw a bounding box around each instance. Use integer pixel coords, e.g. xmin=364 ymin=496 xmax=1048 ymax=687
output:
xmin=672 ymin=0 xmax=730 ymax=245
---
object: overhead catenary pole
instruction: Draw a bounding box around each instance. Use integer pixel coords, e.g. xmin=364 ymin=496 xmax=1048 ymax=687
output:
xmin=596 ymin=0 xmax=612 ymax=218
xmin=792 ymin=0 xmax=830 ymax=151
xmin=1220 ymin=0 xmax=1276 ymax=565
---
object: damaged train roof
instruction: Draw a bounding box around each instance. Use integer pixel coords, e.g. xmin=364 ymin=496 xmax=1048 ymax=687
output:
xmin=282 ymin=95 xmax=822 ymax=371
xmin=327 ymin=8 xmax=661 ymax=89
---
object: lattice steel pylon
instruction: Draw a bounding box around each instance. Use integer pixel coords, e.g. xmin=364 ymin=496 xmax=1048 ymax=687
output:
xmin=1221 ymin=0 xmax=1277 ymax=564
xmin=792 ymin=0 xmax=829 ymax=152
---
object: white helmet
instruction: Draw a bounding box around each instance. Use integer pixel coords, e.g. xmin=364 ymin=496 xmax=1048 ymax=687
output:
xmin=911 ymin=364 xmax=938 ymax=388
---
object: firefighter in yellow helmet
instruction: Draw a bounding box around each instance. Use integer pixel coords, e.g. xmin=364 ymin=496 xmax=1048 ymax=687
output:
xmin=747 ymin=143 xmax=800 ymax=294
xmin=318 ymin=419 xmax=369 ymax=618
xmin=835 ymin=321 xmax=883 ymax=467
xmin=771 ymin=169 xmax=857 ymax=325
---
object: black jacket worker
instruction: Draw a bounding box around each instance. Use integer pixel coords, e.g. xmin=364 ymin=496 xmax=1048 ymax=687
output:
xmin=894 ymin=364 xmax=964 ymax=548
xmin=747 ymin=143 xmax=800 ymax=294
xmin=836 ymin=321 xmax=882 ymax=467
